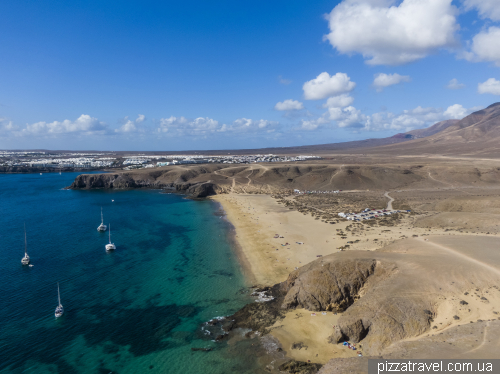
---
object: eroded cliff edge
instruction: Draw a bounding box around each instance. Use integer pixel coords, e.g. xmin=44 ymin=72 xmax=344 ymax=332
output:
xmin=68 ymin=172 xmax=221 ymax=198
xmin=233 ymin=254 xmax=433 ymax=357
xmin=67 ymin=162 xmax=435 ymax=197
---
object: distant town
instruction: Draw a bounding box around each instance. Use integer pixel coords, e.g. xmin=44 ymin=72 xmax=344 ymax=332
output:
xmin=0 ymin=151 xmax=321 ymax=172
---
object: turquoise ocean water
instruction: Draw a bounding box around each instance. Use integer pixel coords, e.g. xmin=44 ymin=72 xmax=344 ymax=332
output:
xmin=0 ymin=172 xmax=266 ymax=374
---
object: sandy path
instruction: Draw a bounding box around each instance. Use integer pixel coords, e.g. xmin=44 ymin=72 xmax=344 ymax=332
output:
xmin=416 ymin=237 xmax=500 ymax=277
xmin=384 ymin=191 xmax=394 ymax=210
xmin=213 ymin=168 xmax=237 ymax=193
xmin=319 ymin=165 xmax=344 ymax=189
xmin=427 ymin=171 xmax=473 ymax=195
xmin=465 ymin=321 xmax=490 ymax=354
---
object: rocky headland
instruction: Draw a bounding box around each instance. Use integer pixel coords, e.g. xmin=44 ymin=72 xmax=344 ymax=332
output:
xmin=68 ymin=172 xmax=221 ymax=198
xmin=220 ymin=236 xmax=500 ymax=373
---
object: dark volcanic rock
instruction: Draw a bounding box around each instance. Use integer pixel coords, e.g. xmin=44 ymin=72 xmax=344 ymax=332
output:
xmin=70 ymin=174 xmax=129 ymax=189
xmin=280 ymin=259 xmax=376 ymax=312
xmin=69 ymin=172 xmax=219 ymax=198
xmin=278 ymin=360 xmax=322 ymax=374
xmin=214 ymin=333 xmax=228 ymax=342
xmin=274 ymin=254 xmax=435 ymax=356
xmin=338 ymin=319 xmax=369 ymax=343
xmin=187 ymin=182 xmax=218 ymax=198
xmin=191 ymin=347 xmax=212 ymax=352
xmin=227 ymin=284 xmax=286 ymax=334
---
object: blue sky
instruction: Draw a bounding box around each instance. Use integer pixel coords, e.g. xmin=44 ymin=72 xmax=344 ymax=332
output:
xmin=1 ymin=0 xmax=500 ymax=151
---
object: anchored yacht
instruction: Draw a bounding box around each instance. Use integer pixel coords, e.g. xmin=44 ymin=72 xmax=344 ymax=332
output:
xmin=97 ymin=208 xmax=107 ymax=232
xmin=105 ymin=224 xmax=116 ymax=251
xmin=55 ymin=283 xmax=64 ymax=318
xmin=21 ymin=225 xmax=30 ymax=266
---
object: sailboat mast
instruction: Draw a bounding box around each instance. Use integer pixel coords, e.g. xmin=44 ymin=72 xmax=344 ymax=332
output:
xmin=57 ymin=283 xmax=61 ymax=307
xmin=109 ymin=224 xmax=111 ymax=243
xmin=24 ymin=223 xmax=27 ymax=256
xmin=101 ymin=208 xmax=104 ymax=225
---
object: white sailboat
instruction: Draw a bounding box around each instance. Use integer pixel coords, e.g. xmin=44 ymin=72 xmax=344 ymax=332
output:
xmin=21 ymin=224 xmax=30 ymax=265
xmin=55 ymin=283 xmax=64 ymax=318
xmin=97 ymin=208 xmax=107 ymax=232
xmin=105 ymin=224 xmax=116 ymax=251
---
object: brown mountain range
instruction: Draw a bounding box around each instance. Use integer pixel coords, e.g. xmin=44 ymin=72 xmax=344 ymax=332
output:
xmin=363 ymin=102 xmax=500 ymax=156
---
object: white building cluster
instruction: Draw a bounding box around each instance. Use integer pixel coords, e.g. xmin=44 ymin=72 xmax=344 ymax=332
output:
xmin=0 ymin=150 xmax=321 ymax=170
xmin=152 ymin=154 xmax=321 ymax=167
xmin=2 ymin=155 xmax=116 ymax=169
xmin=294 ymin=189 xmax=341 ymax=194
xmin=338 ymin=208 xmax=411 ymax=221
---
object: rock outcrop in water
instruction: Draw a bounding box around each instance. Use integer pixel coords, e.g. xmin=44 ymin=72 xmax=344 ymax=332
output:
xmin=68 ymin=173 xmax=221 ymax=198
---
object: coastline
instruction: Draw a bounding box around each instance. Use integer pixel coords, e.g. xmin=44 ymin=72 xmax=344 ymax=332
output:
xmin=212 ymin=193 xmax=362 ymax=365
xmin=212 ymin=193 xmax=363 ymax=365
xmin=210 ymin=192 xmax=500 ymax=367
xmin=211 ymin=199 xmax=258 ymax=286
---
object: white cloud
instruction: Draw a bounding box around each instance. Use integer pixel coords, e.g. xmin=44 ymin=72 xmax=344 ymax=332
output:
xmin=0 ymin=119 xmax=19 ymax=136
xmin=478 ymin=78 xmax=500 ymax=95
xmin=322 ymin=94 xmax=354 ymax=108
xmin=158 ymin=116 xmax=221 ymax=136
xmin=135 ymin=114 xmax=145 ymax=124
xmin=373 ymin=73 xmax=411 ymax=91
xmin=447 ymin=78 xmax=465 ymax=90
xmin=464 ymin=0 xmax=500 ymax=21
xmin=231 ymin=118 xmax=279 ymax=132
xmin=116 ymin=114 xmax=146 ymax=133
xmin=303 ymin=72 xmax=356 ymax=100
xmin=274 ymin=99 xmax=304 ymax=111
xmin=116 ymin=120 xmax=137 ymax=133
xmin=300 ymin=116 xmax=330 ymax=131
xmin=157 ymin=116 xmax=278 ymax=136
xmin=467 ymin=27 xmax=500 ymax=67
xmin=23 ymin=114 xmax=107 ymax=136
xmin=301 ymin=120 xmax=320 ymax=131
xmin=365 ymin=104 xmax=471 ymax=132
xmin=328 ymin=106 xmax=367 ymax=128
xmin=278 ymin=75 xmax=292 ymax=85
xmin=443 ymin=104 xmax=467 ymax=119
xmin=324 ymin=0 xmax=458 ymax=65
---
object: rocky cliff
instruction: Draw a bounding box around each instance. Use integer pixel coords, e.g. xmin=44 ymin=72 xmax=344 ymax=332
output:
xmin=276 ymin=253 xmax=435 ymax=356
xmin=279 ymin=259 xmax=377 ymax=312
xmin=68 ymin=172 xmax=221 ymax=198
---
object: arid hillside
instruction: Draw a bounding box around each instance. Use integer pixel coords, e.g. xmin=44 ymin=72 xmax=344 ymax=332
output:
xmin=70 ymin=156 xmax=500 ymax=197
xmin=362 ymin=103 xmax=500 ymax=156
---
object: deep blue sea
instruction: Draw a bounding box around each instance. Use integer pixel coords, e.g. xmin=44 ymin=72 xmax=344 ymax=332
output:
xmin=0 ymin=172 xmax=267 ymax=374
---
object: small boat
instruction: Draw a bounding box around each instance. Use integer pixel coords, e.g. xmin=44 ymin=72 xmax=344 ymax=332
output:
xmin=40 ymin=173 xmax=42 ymax=176
xmin=55 ymin=283 xmax=64 ymax=318
xmin=105 ymin=224 xmax=116 ymax=251
xmin=97 ymin=208 xmax=107 ymax=232
xmin=21 ymin=224 xmax=30 ymax=265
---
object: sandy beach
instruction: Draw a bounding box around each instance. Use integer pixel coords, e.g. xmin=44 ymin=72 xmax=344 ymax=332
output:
xmin=212 ymin=191 xmax=500 ymax=364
